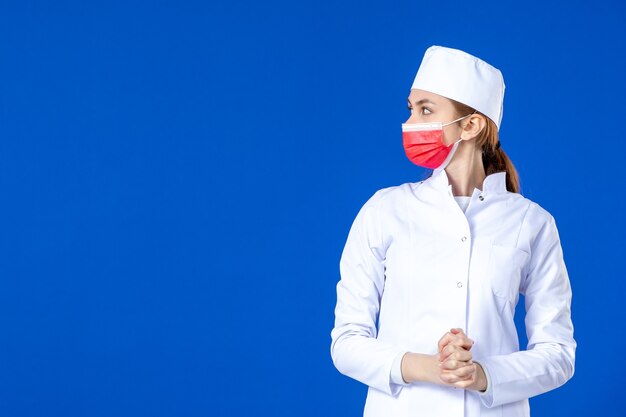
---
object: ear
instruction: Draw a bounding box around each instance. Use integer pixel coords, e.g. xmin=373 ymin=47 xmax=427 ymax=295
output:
xmin=460 ymin=114 xmax=487 ymax=141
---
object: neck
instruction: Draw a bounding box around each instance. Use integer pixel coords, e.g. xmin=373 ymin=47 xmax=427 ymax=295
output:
xmin=444 ymin=142 xmax=485 ymax=197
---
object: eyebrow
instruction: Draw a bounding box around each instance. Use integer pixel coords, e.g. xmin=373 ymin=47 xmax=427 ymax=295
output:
xmin=407 ymin=98 xmax=436 ymax=106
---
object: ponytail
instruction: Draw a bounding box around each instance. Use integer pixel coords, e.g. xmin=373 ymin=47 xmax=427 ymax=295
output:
xmin=482 ymin=138 xmax=520 ymax=193
xmin=451 ymin=100 xmax=521 ymax=193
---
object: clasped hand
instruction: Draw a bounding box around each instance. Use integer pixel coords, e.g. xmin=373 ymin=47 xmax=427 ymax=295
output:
xmin=436 ymin=328 xmax=485 ymax=391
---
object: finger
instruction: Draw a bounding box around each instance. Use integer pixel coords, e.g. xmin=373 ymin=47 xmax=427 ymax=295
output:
xmin=443 ymin=363 xmax=476 ymax=379
xmin=437 ymin=331 xmax=456 ymax=353
xmin=448 ymin=334 xmax=475 ymax=351
xmin=440 ymin=358 xmax=468 ymax=370
xmin=451 ymin=349 xmax=472 ymax=362
xmin=438 ymin=328 xmax=467 ymax=351
xmin=438 ymin=343 xmax=454 ymax=361
xmin=450 ymin=334 xmax=474 ymax=350
xmin=442 ymin=345 xmax=473 ymax=361
xmin=440 ymin=369 xmax=474 ymax=385
xmin=439 ymin=342 xmax=474 ymax=362
xmin=451 ymin=376 xmax=476 ymax=389
xmin=439 ymin=343 xmax=461 ymax=362
xmin=439 ymin=331 xmax=474 ymax=354
xmin=439 ymin=352 xmax=473 ymax=369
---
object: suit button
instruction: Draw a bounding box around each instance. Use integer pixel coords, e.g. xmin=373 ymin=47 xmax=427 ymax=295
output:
xmin=457 ymin=282 xmax=463 ymax=288
xmin=461 ymin=236 xmax=467 ymax=242
xmin=479 ymin=195 xmax=485 ymax=201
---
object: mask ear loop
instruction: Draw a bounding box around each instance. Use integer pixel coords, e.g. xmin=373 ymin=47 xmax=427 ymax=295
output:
xmin=442 ymin=111 xmax=476 ymax=127
xmin=442 ymin=111 xmax=477 ymax=147
xmin=433 ymin=140 xmax=462 ymax=174
xmin=443 ymin=111 xmax=479 ymax=147
xmin=434 ymin=111 xmax=478 ymax=174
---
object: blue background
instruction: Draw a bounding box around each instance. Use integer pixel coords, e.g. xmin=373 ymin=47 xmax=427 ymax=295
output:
xmin=1 ymin=1 xmax=624 ymax=415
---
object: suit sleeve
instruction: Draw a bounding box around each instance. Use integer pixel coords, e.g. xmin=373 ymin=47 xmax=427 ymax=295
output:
xmin=476 ymin=213 xmax=576 ymax=408
xmin=330 ymin=191 xmax=408 ymax=396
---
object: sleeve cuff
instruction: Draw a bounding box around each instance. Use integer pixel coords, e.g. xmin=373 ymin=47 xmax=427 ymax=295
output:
xmin=474 ymin=359 xmax=495 ymax=407
xmin=390 ymin=351 xmax=409 ymax=385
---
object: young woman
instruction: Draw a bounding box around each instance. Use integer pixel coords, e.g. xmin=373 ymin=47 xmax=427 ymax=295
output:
xmin=330 ymin=46 xmax=576 ymax=417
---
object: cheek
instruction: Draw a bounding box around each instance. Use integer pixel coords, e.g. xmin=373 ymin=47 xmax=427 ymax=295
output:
xmin=442 ymin=127 xmax=461 ymax=146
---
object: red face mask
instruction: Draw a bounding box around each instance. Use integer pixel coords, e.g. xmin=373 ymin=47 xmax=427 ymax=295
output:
xmin=401 ymin=114 xmax=472 ymax=169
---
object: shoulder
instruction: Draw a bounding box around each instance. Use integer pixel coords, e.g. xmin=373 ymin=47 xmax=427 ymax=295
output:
xmin=349 ymin=181 xmax=421 ymax=227
xmin=361 ymin=181 xmax=422 ymax=210
xmin=512 ymin=194 xmax=563 ymax=251
xmin=515 ymin=194 xmax=556 ymax=228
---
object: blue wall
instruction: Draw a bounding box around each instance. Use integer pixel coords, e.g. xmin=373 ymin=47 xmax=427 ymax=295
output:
xmin=1 ymin=1 xmax=624 ymax=415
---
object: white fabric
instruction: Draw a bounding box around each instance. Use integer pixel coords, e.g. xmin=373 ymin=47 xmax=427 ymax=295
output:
xmin=387 ymin=196 xmax=480 ymax=386
xmin=454 ymin=195 xmax=471 ymax=212
xmin=390 ymin=352 xmax=407 ymax=385
xmin=330 ymin=169 xmax=576 ymax=417
xmin=411 ymin=46 xmax=505 ymax=130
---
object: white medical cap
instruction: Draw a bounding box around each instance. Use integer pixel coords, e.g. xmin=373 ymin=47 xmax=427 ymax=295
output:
xmin=411 ymin=45 xmax=505 ymax=130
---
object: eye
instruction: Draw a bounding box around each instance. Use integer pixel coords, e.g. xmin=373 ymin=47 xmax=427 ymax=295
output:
xmin=407 ymin=105 xmax=413 ymax=113
xmin=422 ymin=107 xmax=432 ymax=115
